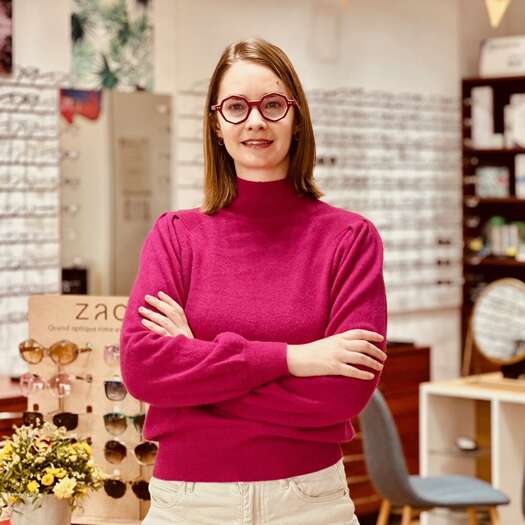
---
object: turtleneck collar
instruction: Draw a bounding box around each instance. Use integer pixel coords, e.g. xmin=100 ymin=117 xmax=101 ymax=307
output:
xmin=226 ymin=174 xmax=307 ymax=218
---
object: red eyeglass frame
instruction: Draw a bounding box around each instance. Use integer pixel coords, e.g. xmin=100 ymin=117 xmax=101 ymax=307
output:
xmin=210 ymin=92 xmax=297 ymax=124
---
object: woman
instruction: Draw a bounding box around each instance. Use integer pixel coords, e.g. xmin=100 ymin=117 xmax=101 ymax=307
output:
xmin=120 ymin=37 xmax=387 ymax=525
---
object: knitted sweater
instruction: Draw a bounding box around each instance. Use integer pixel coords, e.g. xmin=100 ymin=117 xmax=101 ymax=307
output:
xmin=120 ymin=174 xmax=387 ymax=482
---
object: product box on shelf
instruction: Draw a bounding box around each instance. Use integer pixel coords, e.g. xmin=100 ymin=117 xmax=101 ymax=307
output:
xmin=515 ymin=154 xmax=525 ymax=198
xmin=26 ymin=295 xmax=151 ymax=525
xmin=475 ymin=166 xmax=510 ymax=197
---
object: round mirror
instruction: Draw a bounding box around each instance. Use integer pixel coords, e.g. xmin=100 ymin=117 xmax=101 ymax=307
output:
xmin=466 ymin=278 xmax=525 ymax=379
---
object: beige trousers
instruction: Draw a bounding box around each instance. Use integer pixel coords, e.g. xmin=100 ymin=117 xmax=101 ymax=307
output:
xmin=142 ymin=458 xmax=359 ymax=525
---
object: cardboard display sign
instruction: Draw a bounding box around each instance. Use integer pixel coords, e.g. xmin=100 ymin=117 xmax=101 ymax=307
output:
xmin=27 ymin=295 xmax=151 ymax=525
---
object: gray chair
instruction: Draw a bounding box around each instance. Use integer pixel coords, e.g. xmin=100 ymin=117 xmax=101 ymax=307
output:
xmin=358 ymin=390 xmax=510 ymax=525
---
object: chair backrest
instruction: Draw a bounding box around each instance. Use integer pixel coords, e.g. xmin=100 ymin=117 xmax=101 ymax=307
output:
xmin=358 ymin=389 xmax=422 ymax=506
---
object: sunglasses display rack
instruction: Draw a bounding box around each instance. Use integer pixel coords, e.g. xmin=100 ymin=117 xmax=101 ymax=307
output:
xmin=0 ymin=66 xmax=67 ymax=378
xmin=24 ymin=294 xmax=152 ymax=524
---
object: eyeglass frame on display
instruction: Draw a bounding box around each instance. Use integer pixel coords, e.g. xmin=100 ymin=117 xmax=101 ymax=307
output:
xmin=23 ymin=406 xmax=93 ymax=431
xmin=103 ymin=411 xmax=145 ymax=436
xmin=19 ymin=371 xmax=93 ymax=398
xmin=19 ymin=338 xmax=92 ymax=365
xmin=103 ymin=438 xmax=158 ymax=466
xmin=103 ymin=477 xmax=150 ymax=500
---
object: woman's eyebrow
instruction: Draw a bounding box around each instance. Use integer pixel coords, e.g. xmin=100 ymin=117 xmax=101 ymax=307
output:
xmin=222 ymin=91 xmax=287 ymax=100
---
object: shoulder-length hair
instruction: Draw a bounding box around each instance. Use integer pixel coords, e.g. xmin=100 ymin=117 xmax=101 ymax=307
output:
xmin=200 ymin=37 xmax=324 ymax=215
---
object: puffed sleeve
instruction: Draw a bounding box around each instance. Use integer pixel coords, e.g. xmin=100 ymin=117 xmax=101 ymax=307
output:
xmin=120 ymin=212 xmax=290 ymax=408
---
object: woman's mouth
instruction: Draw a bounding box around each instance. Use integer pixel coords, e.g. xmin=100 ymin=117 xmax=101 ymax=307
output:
xmin=241 ymin=140 xmax=273 ymax=149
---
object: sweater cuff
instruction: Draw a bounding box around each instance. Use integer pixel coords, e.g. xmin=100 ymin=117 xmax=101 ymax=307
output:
xmin=245 ymin=341 xmax=289 ymax=385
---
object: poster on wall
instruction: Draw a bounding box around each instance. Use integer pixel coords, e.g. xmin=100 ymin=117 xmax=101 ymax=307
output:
xmin=0 ymin=0 xmax=12 ymax=76
xmin=71 ymin=0 xmax=153 ymax=91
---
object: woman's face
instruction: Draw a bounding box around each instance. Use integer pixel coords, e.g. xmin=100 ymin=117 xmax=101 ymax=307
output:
xmin=213 ymin=60 xmax=296 ymax=180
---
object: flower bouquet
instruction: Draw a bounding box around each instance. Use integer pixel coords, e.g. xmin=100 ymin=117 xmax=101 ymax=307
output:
xmin=0 ymin=421 xmax=106 ymax=525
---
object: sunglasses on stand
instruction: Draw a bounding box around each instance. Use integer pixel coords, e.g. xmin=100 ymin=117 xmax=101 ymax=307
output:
xmin=104 ymin=477 xmax=150 ymax=500
xmin=104 ymin=378 xmax=127 ymax=401
xmin=23 ymin=407 xmax=93 ymax=431
xmin=20 ymin=372 xmax=93 ymax=398
xmin=103 ymin=439 xmax=158 ymax=466
xmin=103 ymin=412 xmax=145 ymax=436
xmin=103 ymin=344 xmax=120 ymax=367
xmin=19 ymin=339 xmax=92 ymax=365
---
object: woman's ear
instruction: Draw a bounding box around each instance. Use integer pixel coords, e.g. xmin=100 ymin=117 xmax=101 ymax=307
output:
xmin=212 ymin=117 xmax=223 ymax=140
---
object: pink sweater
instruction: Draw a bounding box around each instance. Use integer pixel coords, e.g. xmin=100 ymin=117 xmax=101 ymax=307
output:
xmin=120 ymin=174 xmax=387 ymax=482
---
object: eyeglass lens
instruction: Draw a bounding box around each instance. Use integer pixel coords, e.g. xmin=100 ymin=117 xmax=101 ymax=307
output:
xmin=104 ymin=379 xmax=127 ymax=401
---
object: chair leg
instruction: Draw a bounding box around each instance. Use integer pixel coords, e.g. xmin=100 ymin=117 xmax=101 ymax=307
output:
xmin=467 ymin=508 xmax=478 ymax=525
xmin=488 ymin=507 xmax=500 ymax=525
xmin=376 ymin=500 xmax=391 ymax=525
xmin=400 ymin=506 xmax=412 ymax=525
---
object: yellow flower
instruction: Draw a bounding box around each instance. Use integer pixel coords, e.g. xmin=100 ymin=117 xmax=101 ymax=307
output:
xmin=50 ymin=467 xmax=66 ymax=479
xmin=0 ymin=442 xmax=13 ymax=460
xmin=7 ymin=495 xmax=18 ymax=505
xmin=79 ymin=442 xmax=92 ymax=455
xmin=41 ymin=473 xmax=54 ymax=486
xmin=53 ymin=477 xmax=77 ymax=499
xmin=27 ymin=480 xmax=39 ymax=493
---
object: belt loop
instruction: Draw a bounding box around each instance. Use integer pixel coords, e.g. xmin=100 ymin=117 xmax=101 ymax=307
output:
xmin=279 ymin=478 xmax=290 ymax=489
xmin=185 ymin=481 xmax=195 ymax=494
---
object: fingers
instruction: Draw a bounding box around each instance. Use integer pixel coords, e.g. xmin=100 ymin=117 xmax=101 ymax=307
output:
xmin=342 ymin=329 xmax=384 ymax=343
xmin=346 ymin=339 xmax=387 ymax=362
xmin=339 ymin=364 xmax=375 ymax=380
xmin=150 ymin=291 xmax=184 ymax=314
xmin=139 ymin=307 xmax=177 ymax=337
xmin=144 ymin=293 xmax=184 ymax=321
xmin=141 ymin=318 xmax=168 ymax=336
xmin=342 ymin=350 xmax=384 ymax=372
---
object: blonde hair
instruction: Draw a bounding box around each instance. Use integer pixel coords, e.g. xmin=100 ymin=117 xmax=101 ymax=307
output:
xmin=200 ymin=37 xmax=323 ymax=215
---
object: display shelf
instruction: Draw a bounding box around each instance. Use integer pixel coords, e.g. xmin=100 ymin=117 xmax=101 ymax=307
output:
xmin=420 ymin=374 xmax=525 ymax=525
xmin=461 ymin=74 xmax=525 ymax=375
xmin=464 ymin=256 xmax=525 ymax=267
xmin=463 ymin=147 xmax=525 ymax=154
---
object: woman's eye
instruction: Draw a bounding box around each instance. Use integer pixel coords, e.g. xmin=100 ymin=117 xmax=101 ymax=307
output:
xmin=227 ymin=103 xmax=244 ymax=111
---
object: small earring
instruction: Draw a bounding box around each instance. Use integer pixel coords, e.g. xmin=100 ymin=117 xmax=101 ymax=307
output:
xmin=294 ymin=134 xmax=300 ymax=141
xmin=218 ymin=137 xmax=224 ymax=146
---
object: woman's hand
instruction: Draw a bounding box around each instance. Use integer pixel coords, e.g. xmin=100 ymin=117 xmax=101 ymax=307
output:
xmin=287 ymin=329 xmax=387 ymax=380
xmin=138 ymin=291 xmax=194 ymax=338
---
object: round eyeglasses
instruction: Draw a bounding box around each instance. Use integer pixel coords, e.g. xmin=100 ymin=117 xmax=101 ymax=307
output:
xmin=210 ymin=93 xmax=297 ymax=124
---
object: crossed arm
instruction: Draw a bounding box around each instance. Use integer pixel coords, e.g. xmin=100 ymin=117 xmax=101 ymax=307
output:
xmin=125 ymin=213 xmax=388 ymax=430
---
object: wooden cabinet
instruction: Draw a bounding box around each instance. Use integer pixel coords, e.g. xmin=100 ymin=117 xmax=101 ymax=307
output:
xmin=341 ymin=343 xmax=430 ymax=518
xmin=0 ymin=376 xmax=25 ymax=441
xmin=461 ymin=75 xmax=525 ymax=375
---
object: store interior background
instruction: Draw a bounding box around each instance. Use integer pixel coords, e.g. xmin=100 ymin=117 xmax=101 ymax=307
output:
xmin=9 ymin=0 xmax=524 ymax=381
xmin=3 ymin=1 xmax=525 ymax=524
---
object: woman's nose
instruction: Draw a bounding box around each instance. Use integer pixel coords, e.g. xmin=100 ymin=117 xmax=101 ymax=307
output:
xmin=245 ymin=107 xmax=267 ymax=129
